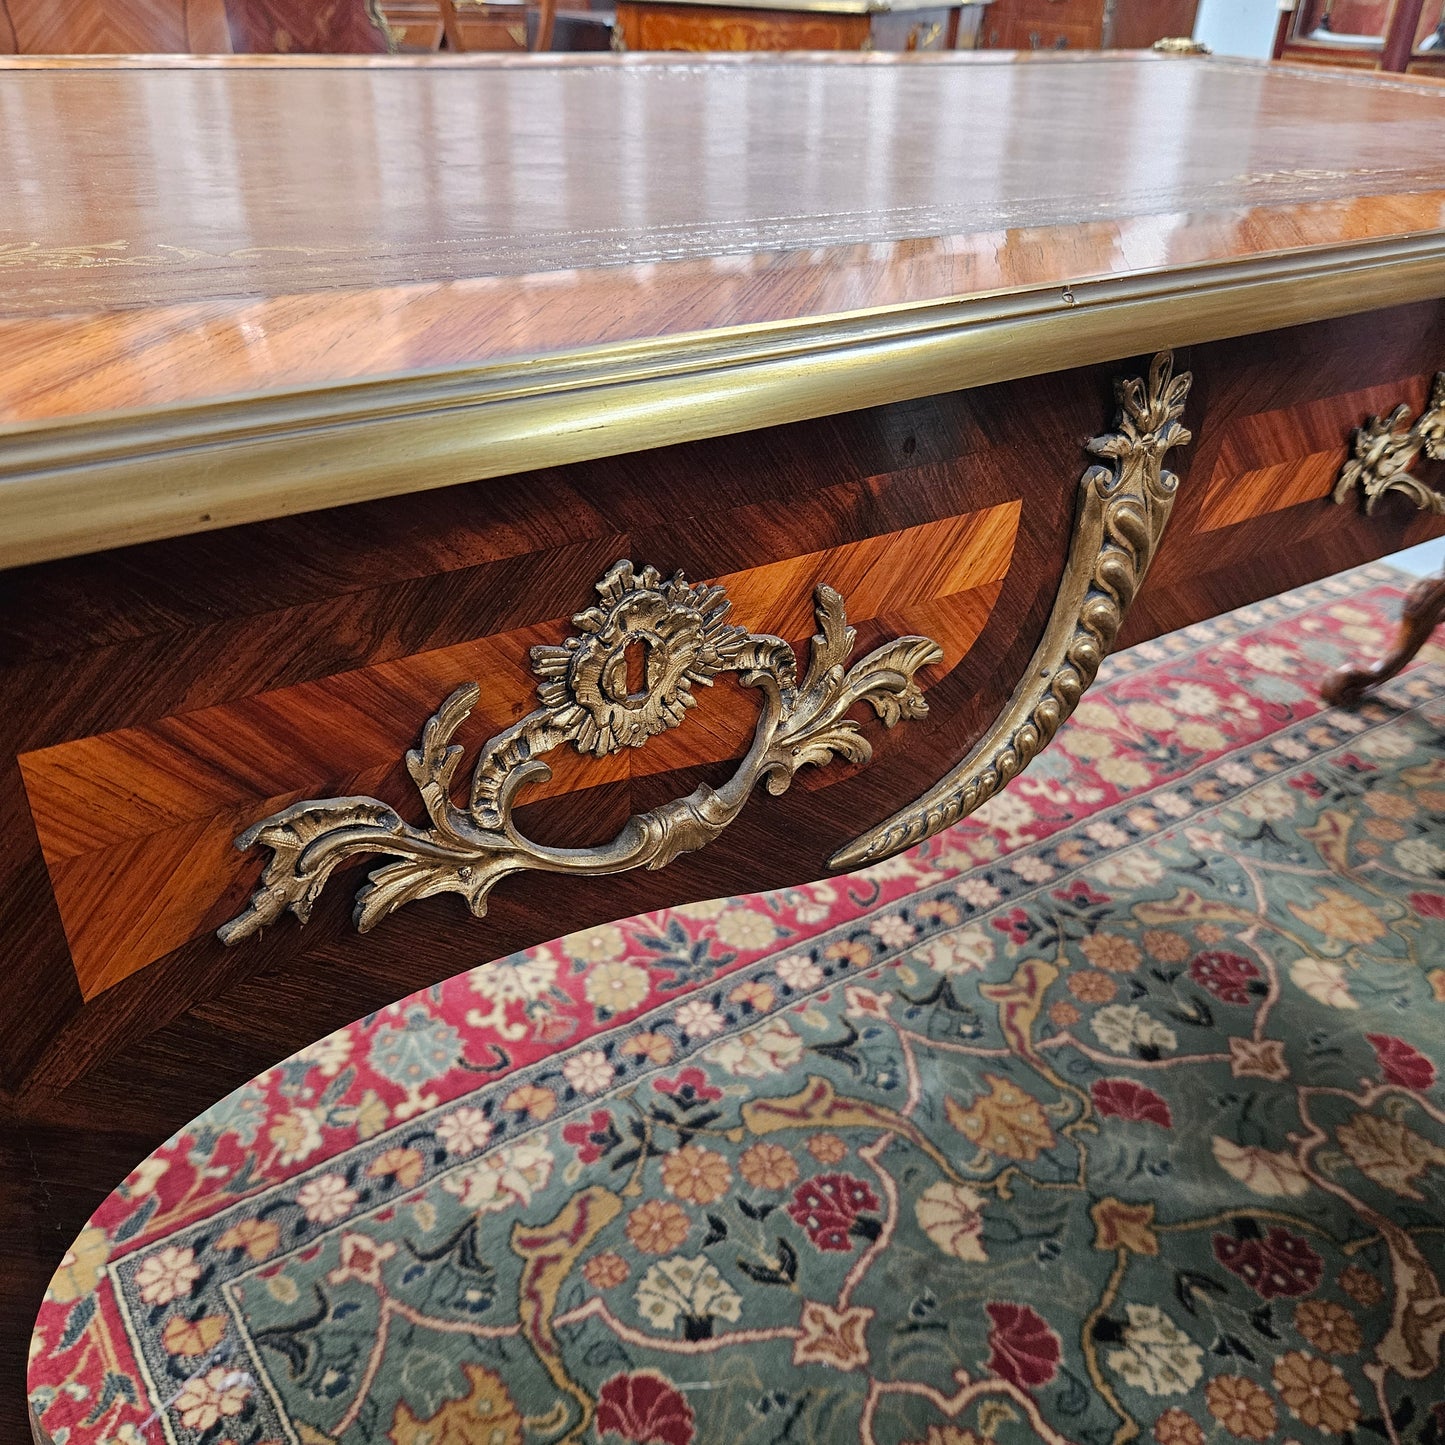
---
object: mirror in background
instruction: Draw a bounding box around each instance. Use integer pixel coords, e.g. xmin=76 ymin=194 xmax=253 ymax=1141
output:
xmin=1275 ymin=0 xmax=1445 ymax=70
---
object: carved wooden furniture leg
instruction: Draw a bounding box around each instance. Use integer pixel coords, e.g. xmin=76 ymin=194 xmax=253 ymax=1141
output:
xmin=1321 ymin=566 xmax=1445 ymax=705
xmin=532 ymin=0 xmax=558 ymax=48
xmin=437 ymin=0 xmax=466 ymax=47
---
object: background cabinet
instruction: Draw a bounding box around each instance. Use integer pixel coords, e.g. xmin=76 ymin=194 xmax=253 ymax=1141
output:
xmin=978 ymin=0 xmax=1198 ymax=50
xmin=384 ymin=0 xmax=983 ymax=49
xmin=0 ymin=0 xmax=229 ymax=50
xmin=612 ymin=0 xmax=976 ymax=50
xmin=0 ymin=0 xmax=389 ymax=51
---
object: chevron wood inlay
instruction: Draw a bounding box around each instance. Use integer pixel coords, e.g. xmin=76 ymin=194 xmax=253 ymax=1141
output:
xmin=0 ymin=0 xmax=384 ymax=53
xmin=222 ymin=0 xmax=389 ymax=51
xmin=0 ymin=0 xmax=228 ymax=52
xmin=19 ymin=505 xmax=1018 ymax=1001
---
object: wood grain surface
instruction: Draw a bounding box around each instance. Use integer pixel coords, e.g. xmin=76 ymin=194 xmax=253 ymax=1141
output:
xmin=380 ymin=0 xmax=450 ymax=46
xmin=1100 ymin=0 xmax=1199 ymax=47
xmin=20 ymin=505 xmax=1018 ymax=1000
xmin=4 ymin=53 xmax=1445 ymax=574
xmin=220 ymin=0 xmax=392 ymax=50
xmin=615 ymin=3 xmax=869 ymax=48
xmin=2 ymin=54 xmax=1445 ymax=420
xmin=611 ymin=3 xmax=962 ymax=52
xmin=0 ymin=0 xmax=390 ymax=52
xmin=0 ymin=0 xmax=230 ymax=51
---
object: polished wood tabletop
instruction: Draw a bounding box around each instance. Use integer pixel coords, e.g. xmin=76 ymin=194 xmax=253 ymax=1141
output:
xmin=2 ymin=50 xmax=1445 ymax=564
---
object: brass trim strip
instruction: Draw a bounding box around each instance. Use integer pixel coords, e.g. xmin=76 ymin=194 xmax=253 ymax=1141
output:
xmin=2 ymin=235 xmax=1444 ymax=570
xmin=832 ymin=351 xmax=1191 ymax=869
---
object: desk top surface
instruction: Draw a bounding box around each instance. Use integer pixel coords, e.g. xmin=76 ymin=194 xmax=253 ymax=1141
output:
xmin=3 ymin=51 xmax=1445 ymax=565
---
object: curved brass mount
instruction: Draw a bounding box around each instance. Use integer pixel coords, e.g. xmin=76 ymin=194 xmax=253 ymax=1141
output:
xmin=831 ymin=351 xmax=1192 ymax=871
xmin=1331 ymin=373 xmax=1445 ymax=516
xmin=218 ymin=562 xmax=943 ymax=944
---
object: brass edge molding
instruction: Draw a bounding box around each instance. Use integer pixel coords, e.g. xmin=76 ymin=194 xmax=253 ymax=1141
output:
xmin=1331 ymin=372 xmax=1445 ymax=515
xmin=831 ymin=351 xmax=1191 ymax=870
xmin=0 ymin=237 xmax=1440 ymax=570
xmin=218 ymin=561 xmax=942 ymax=943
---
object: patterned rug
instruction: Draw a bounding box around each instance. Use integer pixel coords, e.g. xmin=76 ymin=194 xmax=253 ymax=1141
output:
xmin=28 ymin=564 xmax=1445 ymax=1445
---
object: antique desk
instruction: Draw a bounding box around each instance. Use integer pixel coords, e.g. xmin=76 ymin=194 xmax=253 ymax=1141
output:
xmin=3 ymin=50 xmax=1445 ymax=1436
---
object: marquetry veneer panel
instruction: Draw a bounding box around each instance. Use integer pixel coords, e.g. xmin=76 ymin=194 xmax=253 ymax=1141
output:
xmin=616 ymin=4 xmax=870 ymax=49
xmin=2 ymin=0 xmax=201 ymax=51
xmin=19 ymin=504 xmax=1019 ymax=1000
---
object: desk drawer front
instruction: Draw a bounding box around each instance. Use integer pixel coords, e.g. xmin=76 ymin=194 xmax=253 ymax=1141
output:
xmin=3 ymin=301 xmax=1444 ymax=1100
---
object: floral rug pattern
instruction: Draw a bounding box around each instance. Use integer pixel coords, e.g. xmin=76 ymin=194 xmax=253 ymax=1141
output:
xmin=28 ymin=564 xmax=1445 ymax=1445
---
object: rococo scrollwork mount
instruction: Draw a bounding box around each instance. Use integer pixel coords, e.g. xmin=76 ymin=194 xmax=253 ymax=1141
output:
xmin=219 ymin=564 xmax=943 ymax=943
xmin=832 ymin=351 xmax=1193 ymax=869
xmin=1323 ymin=370 xmax=1445 ymax=704
xmin=1332 ymin=372 xmax=1445 ymax=516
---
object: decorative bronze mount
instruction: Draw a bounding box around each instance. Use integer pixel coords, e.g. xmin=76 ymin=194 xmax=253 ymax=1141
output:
xmin=831 ymin=351 xmax=1193 ymax=869
xmin=1324 ymin=373 xmax=1445 ymax=704
xmin=218 ymin=563 xmax=943 ymax=943
xmin=1332 ymin=373 xmax=1445 ymax=516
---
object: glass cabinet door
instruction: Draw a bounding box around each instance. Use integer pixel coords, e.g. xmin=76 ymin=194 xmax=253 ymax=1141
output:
xmin=1279 ymin=0 xmax=1445 ymax=68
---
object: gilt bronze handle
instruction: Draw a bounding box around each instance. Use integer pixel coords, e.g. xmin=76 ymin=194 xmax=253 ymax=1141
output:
xmin=219 ymin=562 xmax=942 ymax=943
xmin=1332 ymin=373 xmax=1445 ymax=516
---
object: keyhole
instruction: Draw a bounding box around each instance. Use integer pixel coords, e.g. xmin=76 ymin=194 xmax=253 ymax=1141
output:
xmin=601 ymin=637 xmax=655 ymax=705
xmin=621 ymin=638 xmax=650 ymax=699
xmin=601 ymin=638 xmax=654 ymax=705
xmin=624 ymin=638 xmax=648 ymax=698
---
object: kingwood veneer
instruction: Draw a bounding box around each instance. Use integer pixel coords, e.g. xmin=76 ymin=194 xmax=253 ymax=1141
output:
xmin=3 ymin=51 xmax=1445 ymax=1439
